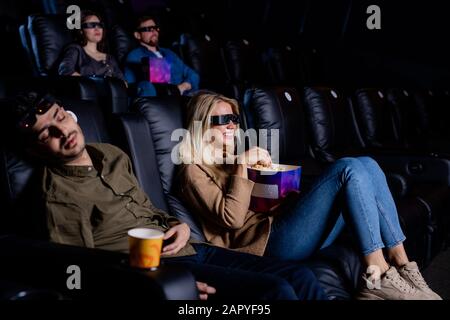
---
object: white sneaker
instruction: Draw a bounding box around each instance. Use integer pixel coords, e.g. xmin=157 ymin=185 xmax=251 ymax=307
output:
xmin=357 ymin=266 xmax=431 ymax=300
xmin=398 ymin=261 xmax=442 ymax=300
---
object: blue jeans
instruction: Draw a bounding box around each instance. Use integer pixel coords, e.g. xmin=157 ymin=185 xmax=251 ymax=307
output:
xmin=164 ymin=243 xmax=328 ymax=300
xmin=265 ymin=157 xmax=406 ymax=260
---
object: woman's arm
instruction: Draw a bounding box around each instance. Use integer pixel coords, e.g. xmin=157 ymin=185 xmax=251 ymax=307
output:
xmin=58 ymin=45 xmax=81 ymax=76
xmin=181 ymin=165 xmax=254 ymax=230
xmin=234 ymin=164 xmax=248 ymax=179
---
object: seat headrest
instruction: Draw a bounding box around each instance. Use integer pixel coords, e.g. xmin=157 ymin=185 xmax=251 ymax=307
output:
xmin=27 ymin=14 xmax=73 ymax=75
xmin=133 ymin=96 xmax=186 ymax=195
xmin=243 ymin=87 xmax=309 ymax=163
xmin=121 ymin=96 xmax=206 ymax=241
xmin=303 ymin=87 xmax=354 ymax=162
xmin=109 ymin=25 xmax=139 ymax=66
xmin=59 ymin=98 xmax=110 ymax=144
xmin=0 ymin=98 xmax=108 ymax=212
xmin=179 ymin=33 xmax=228 ymax=88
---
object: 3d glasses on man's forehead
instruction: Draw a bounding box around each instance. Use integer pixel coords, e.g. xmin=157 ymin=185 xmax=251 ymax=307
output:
xmin=210 ymin=114 xmax=240 ymax=125
xmin=18 ymin=94 xmax=59 ymax=130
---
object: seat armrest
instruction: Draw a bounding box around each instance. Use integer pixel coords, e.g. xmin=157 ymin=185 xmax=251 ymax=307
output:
xmin=385 ymin=172 xmax=409 ymax=199
xmin=0 ymin=235 xmax=198 ymax=300
xmin=373 ymin=155 xmax=450 ymax=186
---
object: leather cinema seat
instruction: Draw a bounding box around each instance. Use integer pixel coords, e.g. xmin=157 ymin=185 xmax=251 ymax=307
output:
xmin=116 ymin=96 xmax=206 ymax=242
xmin=386 ymin=89 xmax=450 ymax=154
xmin=108 ymin=24 xmax=139 ymax=68
xmin=302 ymin=87 xmax=362 ymax=163
xmin=264 ymin=45 xmax=309 ymax=88
xmin=352 ymin=88 xmax=450 ymax=187
xmin=116 ymin=95 xmax=364 ymax=300
xmin=223 ymin=39 xmax=270 ymax=102
xmin=24 ymin=14 xmax=72 ymax=76
xmin=0 ymin=234 xmax=197 ymax=300
xmin=0 ymin=96 xmax=197 ymax=300
xmin=301 ymin=87 xmax=450 ymax=266
xmin=301 ymin=87 xmax=410 ymax=197
xmin=19 ymin=14 xmax=128 ymax=115
xmin=243 ymin=87 xmax=326 ymax=186
xmin=177 ymin=33 xmax=235 ymax=97
xmin=244 ymin=86 xmax=450 ymax=267
xmin=352 ymin=88 xmax=450 ymax=262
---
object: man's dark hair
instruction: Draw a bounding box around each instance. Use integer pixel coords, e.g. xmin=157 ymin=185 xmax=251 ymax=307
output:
xmin=135 ymin=15 xmax=159 ymax=30
xmin=3 ymin=91 xmax=51 ymax=149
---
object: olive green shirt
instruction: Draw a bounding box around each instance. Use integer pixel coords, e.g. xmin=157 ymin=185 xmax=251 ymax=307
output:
xmin=42 ymin=143 xmax=196 ymax=256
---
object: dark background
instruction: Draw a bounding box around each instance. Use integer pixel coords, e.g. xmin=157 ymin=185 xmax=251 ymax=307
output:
xmin=1 ymin=0 xmax=450 ymax=88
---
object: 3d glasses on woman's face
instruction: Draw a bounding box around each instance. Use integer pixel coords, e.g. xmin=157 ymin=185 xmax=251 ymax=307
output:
xmin=18 ymin=94 xmax=58 ymax=130
xmin=210 ymin=114 xmax=240 ymax=126
xmin=81 ymin=22 xmax=104 ymax=29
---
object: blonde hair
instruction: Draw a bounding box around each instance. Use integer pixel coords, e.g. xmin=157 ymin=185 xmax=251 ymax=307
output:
xmin=178 ymin=92 xmax=240 ymax=165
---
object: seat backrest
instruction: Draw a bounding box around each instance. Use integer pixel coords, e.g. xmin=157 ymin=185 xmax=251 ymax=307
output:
xmin=384 ymin=88 xmax=424 ymax=148
xmin=223 ymin=39 xmax=269 ymax=102
xmin=177 ymin=33 xmax=231 ymax=95
xmin=432 ymin=90 xmax=450 ymax=139
xmin=19 ymin=24 xmax=39 ymax=76
xmin=302 ymin=87 xmax=360 ymax=163
xmin=108 ymin=25 xmax=139 ymax=67
xmin=409 ymin=90 xmax=435 ymax=140
xmin=117 ymin=96 xmax=206 ymax=241
xmin=0 ymin=97 xmax=109 ymax=234
xmin=223 ymin=39 xmax=268 ymax=86
xmin=26 ymin=14 xmax=73 ymax=76
xmin=265 ymin=46 xmax=308 ymax=87
xmin=243 ymin=87 xmax=309 ymax=164
xmin=351 ymin=88 xmax=400 ymax=148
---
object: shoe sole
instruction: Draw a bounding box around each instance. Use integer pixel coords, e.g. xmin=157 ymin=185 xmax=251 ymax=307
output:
xmin=355 ymin=292 xmax=385 ymax=300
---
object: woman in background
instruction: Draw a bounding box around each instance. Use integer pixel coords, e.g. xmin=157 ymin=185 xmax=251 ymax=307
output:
xmin=58 ymin=10 xmax=124 ymax=81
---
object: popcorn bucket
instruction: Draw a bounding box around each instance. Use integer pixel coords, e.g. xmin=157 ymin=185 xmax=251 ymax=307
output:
xmin=247 ymin=165 xmax=301 ymax=212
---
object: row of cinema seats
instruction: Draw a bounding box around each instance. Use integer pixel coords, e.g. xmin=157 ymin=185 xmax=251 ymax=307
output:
xmin=1 ymin=76 xmax=449 ymax=299
xmin=17 ymin=12 xmax=450 ymax=138
xmin=17 ymin=13 xmax=320 ymax=103
xmin=242 ymin=86 xmax=450 ymax=265
xmin=175 ymin=33 xmax=320 ymax=101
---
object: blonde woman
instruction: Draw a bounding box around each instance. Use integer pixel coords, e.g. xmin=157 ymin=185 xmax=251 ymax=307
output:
xmin=176 ymin=92 xmax=441 ymax=300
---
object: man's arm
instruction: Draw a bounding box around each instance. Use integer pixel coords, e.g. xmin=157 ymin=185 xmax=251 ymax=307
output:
xmin=167 ymin=49 xmax=200 ymax=92
xmin=45 ymin=200 xmax=95 ymax=248
xmin=123 ymin=50 xmax=139 ymax=84
xmin=123 ymin=151 xmax=182 ymax=228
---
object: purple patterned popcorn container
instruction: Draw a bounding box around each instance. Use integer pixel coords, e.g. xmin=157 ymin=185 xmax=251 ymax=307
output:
xmin=141 ymin=57 xmax=171 ymax=84
xmin=247 ymin=165 xmax=302 ymax=212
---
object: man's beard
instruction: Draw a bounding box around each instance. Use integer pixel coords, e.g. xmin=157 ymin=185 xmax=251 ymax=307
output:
xmin=58 ymin=142 xmax=86 ymax=164
xmin=145 ymin=37 xmax=159 ymax=47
